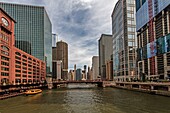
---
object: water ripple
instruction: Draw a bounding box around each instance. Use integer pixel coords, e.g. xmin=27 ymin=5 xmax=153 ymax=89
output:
xmin=0 ymin=86 xmax=170 ymax=113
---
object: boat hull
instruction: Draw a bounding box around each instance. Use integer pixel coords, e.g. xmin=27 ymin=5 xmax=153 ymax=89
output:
xmin=25 ymin=89 xmax=42 ymax=95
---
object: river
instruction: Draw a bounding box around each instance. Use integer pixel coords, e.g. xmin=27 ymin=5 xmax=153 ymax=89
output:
xmin=0 ymin=84 xmax=170 ymax=113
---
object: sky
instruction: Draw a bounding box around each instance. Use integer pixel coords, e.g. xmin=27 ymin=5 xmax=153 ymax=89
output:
xmin=0 ymin=0 xmax=118 ymax=69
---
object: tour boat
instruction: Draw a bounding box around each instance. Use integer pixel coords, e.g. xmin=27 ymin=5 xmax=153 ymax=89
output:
xmin=25 ymin=89 xmax=42 ymax=95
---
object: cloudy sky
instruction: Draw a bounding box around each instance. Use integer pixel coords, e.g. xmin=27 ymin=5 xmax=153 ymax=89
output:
xmin=0 ymin=0 xmax=118 ymax=69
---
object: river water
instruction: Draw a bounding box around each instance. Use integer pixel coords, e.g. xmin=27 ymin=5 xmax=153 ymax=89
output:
xmin=0 ymin=84 xmax=170 ymax=113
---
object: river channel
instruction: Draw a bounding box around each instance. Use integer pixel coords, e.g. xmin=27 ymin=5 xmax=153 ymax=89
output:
xmin=0 ymin=84 xmax=170 ymax=113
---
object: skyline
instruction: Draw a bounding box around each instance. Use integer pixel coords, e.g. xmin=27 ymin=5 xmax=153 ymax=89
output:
xmin=0 ymin=0 xmax=118 ymax=69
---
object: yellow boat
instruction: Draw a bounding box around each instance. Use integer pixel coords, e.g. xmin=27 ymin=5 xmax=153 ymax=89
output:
xmin=25 ymin=89 xmax=42 ymax=95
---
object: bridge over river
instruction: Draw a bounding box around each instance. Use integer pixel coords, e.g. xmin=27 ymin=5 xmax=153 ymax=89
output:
xmin=46 ymin=80 xmax=115 ymax=89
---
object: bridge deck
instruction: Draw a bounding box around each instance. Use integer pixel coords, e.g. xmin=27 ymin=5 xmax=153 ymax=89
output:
xmin=52 ymin=80 xmax=103 ymax=84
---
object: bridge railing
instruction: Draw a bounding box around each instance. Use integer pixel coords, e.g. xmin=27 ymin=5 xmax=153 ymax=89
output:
xmin=52 ymin=80 xmax=103 ymax=83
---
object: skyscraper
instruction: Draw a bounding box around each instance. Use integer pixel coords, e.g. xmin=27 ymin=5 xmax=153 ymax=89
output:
xmin=112 ymin=0 xmax=137 ymax=82
xmin=92 ymin=56 xmax=99 ymax=80
xmin=98 ymin=34 xmax=113 ymax=80
xmin=136 ymin=0 xmax=170 ymax=80
xmin=0 ymin=2 xmax=52 ymax=74
xmin=74 ymin=64 xmax=76 ymax=80
xmin=84 ymin=65 xmax=87 ymax=79
xmin=55 ymin=41 xmax=68 ymax=80
xmin=76 ymin=69 xmax=82 ymax=81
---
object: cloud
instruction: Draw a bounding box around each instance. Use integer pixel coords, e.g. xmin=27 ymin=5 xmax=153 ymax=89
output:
xmin=0 ymin=0 xmax=118 ymax=70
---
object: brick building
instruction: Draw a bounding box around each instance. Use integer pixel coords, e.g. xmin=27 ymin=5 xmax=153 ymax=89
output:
xmin=0 ymin=8 xmax=46 ymax=86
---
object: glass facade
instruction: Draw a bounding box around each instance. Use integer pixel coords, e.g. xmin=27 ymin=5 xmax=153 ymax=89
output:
xmin=76 ymin=69 xmax=82 ymax=81
xmin=0 ymin=2 xmax=52 ymax=73
xmin=136 ymin=0 xmax=146 ymax=12
xmin=136 ymin=1 xmax=170 ymax=79
xmin=136 ymin=0 xmax=170 ymax=31
xmin=112 ymin=0 xmax=136 ymax=81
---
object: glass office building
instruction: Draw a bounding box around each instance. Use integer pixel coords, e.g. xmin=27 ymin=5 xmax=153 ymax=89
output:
xmin=0 ymin=2 xmax=52 ymax=74
xmin=112 ymin=0 xmax=137 ymax=82
xmin=136 ymin=0 xmax=170 ymax=80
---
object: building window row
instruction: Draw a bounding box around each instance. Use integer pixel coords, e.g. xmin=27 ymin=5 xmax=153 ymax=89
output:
xmin=1 ymin=56 xmax=9 ymax=61
xmin=1 ymin=50 xmax=9 ymax=56
xmin=15 ymin=56 xmax=21 ymax=60
xmin=15 ymin=70 xmax=21 ymax=73
xmin=15 ymin=61 xmax=21 ymax=64
xmin=23 ymin=67 xmax=27 ymax=70
xmin=15 ymin=74 xmax=21 ymax=77
xmin=15 ymin=65 xmax=21 ymax=68
xmin=1 ymin=61 xmax=9 ymax=66
xmin=1 ymin=72 xmax=9 ymax=76
xmin=1 ymin=45 xmax=9 ymax=51
xmin=23 ymin=59 xmax=27 ymax=62
xmin=23 ymin=75 xmax=27 ymax=77
xmin=1 ymin=67 xmax=9 ymax=71
xmin=0 ymin=33 xmax=9 ymax=42
xmin=15 ymin=52 xmax=21 ymax=56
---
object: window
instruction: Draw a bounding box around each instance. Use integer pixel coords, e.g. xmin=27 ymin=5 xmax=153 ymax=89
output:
xmin=15 ymin=52 xmax=21 ymax=56
xmin=127 ymin=0 xmax=134 ymax=4
xmin=127 ymin=13 xmax=134 ymax=18
xmin=1 ymin=56 xmax=9 ymax=61
xmin=15 ymin=65 xmax=21 ymax=68
xmin=28 ymin=57 xmax=32 ymax=61
xmin=22 ymin=75 xmax=27 ymax=77
xmin=1 ymin=50 xmax=9 ymax=56
xmin=128 ymin=34 xmax=134 ymax=39
xmin=15 ymin=74 xmax=21 ymax=77
xmin=128 ymin=42 xmax=133 ymax=46
xmin=1 ymin=45 xmax=9 ymax=51
xmin=23 ymin=59 xmax=27 ymax=62
xmin=128 ymin=27 xmax=135 ymax=32
xmin=127 ymin=6 xmax=134 ymax=11
xmin=22 ymin=79 xmax=27 ymax=83
xmin=15 ymin=70 xmax=21 ymax=73
xmin=23 ymin=67 xmax=27 ymax=70
xmin=22 ymin=55 xmax=27 ymax=58
xmin=15 ymin=56 xmax=21 ymax=60
xmin=22 ymin=63 xmax=27 ymax=66
xmin=15 ymin=61 xmax=21 ymax=64
xmin=15 ymin=79 xmax=21 ymax=83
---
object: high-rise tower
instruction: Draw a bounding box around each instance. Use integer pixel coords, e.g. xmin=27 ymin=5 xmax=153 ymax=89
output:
xmin=56 ymin=41 xmax=68 ymax=80
xmin=136 ymin=0 xmax=170 ymax=80
xmin=98 ymin=34 xmax=113 ymax=80
xmin=112 ymin=0 xmax=137 ymax=82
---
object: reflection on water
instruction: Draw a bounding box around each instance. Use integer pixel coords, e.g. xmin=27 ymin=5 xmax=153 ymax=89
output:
xmin=67 ymin=84 xmax=97 ymax=89
xmin=26 ymin=93 xmax=42 ymax=102
xmin=0 ymin=85 xmax=170 ymax=113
